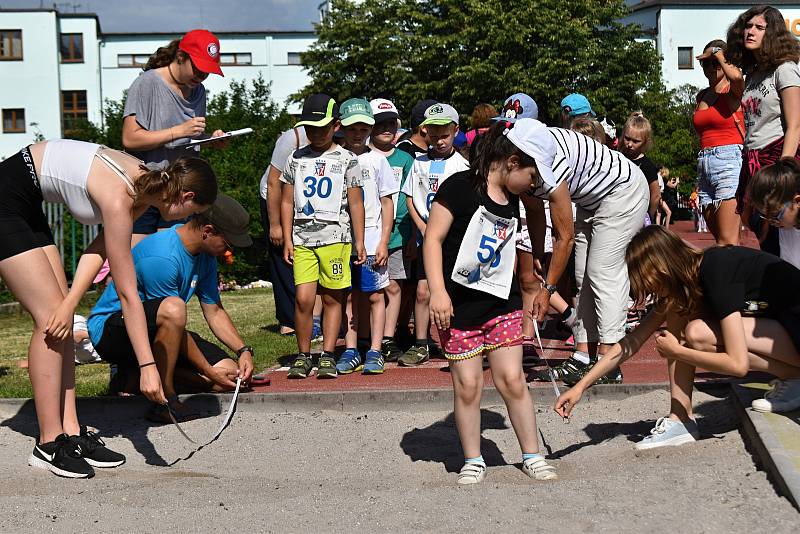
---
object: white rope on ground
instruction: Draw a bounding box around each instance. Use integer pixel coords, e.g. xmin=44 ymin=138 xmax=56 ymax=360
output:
xmin=166 ymin=377 xmax=242 ymax=453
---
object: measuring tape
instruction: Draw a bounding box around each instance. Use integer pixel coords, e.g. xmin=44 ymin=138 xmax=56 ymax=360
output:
xmin=532 ymin=320 xmax=569 ymax=424
xmin=166 ymin=377 xmax=242 ymax=447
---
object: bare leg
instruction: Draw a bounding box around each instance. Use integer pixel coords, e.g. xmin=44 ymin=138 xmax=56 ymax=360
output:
xmin=367 ymin=290 xmax=385 ymax=351
xmin=294 ymin=282 xmax=317 ymax=353
xmin=714 ymin=199 xmax=741 ymax=246
xmin=414 ymin=279 xmax=430 ymax=342
xmin=153 ymin=296 xmax=187 ymax=398
xmin=319 ymin=288 xmax=345 ymax=354
xmin=517 ymin=251 xmax=537 ymax=338
xmin=449 ymin=355 xmax=484 ymax=459
xmin=0 ymin=247 xmax=73 ymax=443
xmin=487 ymin=345 xmax=539 ymax=454
xmin=344 ymin=290 xmax=358 ymax=348
xmin=384 ymin=280 xmax=401 ymax=338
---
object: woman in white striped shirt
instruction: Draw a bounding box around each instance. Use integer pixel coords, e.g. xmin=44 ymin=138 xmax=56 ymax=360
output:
xmin=518 ymin=119 xmax=650 ymax=384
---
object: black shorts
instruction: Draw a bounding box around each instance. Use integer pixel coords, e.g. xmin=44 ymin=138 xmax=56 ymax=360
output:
xmin=94 ymin=297 xmax=229 ymax=369
xmin=0 ymin=148 xmax=55 ymax=261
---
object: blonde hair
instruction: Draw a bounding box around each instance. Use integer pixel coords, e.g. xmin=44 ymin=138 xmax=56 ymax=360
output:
xmin=134 ymin=157 xmax=218 ymax=206
xmin=626 ymin=225 xmax=703 ymax=315
xmin=623 ymin=111 xmax=654 ymax=153
xmin=569 ymin=117 xmax=606 ymax=143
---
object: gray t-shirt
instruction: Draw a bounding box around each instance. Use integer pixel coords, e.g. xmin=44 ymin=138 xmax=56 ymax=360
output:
xmin=742 ymin=61 xmax=800 ymax=150
xmin=259 ymin=127 xmax=309 ymax=199
xmin=123 ymin=69 xmax=206 ymax=167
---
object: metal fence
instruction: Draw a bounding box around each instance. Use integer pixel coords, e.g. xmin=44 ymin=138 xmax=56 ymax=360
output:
xmin=45 ymin=202 xmax=101 ymax=277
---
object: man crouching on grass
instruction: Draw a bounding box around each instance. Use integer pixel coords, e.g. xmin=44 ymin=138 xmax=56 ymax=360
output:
xmin=86 ymin=193 xmax=255 ymax=422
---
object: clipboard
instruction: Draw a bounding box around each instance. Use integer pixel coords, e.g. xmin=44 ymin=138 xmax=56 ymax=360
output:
xmin=185 ymin=127 xmax=253 ymax=147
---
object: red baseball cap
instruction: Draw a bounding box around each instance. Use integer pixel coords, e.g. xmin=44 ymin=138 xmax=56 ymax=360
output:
xmin=179 ymin=29 xmax=224 ymax=77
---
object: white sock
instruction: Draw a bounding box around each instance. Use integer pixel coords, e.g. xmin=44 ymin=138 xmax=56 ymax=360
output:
xmin=572 ymin=350 xmax=591 ymax=365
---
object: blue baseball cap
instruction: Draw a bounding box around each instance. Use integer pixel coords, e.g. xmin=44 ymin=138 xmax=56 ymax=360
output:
xmin=494 ymin=93 xmax=538 ymax=123
xmin=560 ymin=93 xmax=595 ymax=117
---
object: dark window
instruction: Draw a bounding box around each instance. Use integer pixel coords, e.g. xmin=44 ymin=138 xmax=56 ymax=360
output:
xmin=60 ymin=33 xmax=83 ymax=62
xmin=0 ymin=30 xmax=23 ymax=60
xmin=62 ymin=90 xmax=88 ymax=131
xmin=2 ymin=108 xmax=26 ymax=133
xmin=220 ymin=52 xmax=252 ymax=66
xmin=678 ymin=47 xmax=693 ymax=70
xmin=287 ymin=52 xmax=302 ymax=66
xmin=117 ymin=53 xmax=150 ymax=68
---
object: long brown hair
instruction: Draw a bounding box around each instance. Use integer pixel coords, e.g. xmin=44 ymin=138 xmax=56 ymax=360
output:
xmin=726 ymin=5 xmax=800 ymax=73
xmin=471 ymin=121 xmax=537 ymax=195
xmin=144 ymin=38 xmax=189 ymax=71
xmin=626 ymin=225 xmax=704 ymax=315
xmin=748 ymin=158 xmax=800 ymax=228
xmin=135 ymin=157 xmax=218 ymax=206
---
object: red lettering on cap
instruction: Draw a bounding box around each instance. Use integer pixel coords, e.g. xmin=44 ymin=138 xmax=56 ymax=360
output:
xmin=378 ymin=103 xmax=392 ymax=109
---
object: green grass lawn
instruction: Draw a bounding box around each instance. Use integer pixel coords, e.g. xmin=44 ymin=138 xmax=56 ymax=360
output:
xmin=0 ymin=288 xmax=296 ymax=398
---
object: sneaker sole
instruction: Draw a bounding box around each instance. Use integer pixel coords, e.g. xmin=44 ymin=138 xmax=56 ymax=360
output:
xmin=337 ymin=365 xmax=364 ymax=375
xmin=85 ymin=458 xmax=125 ymax=468
xmin=398 ymin=357 xmax=429 ymax=367
xmin=287 ymin=371 xmax=309 ymax=379
xmin=28 ymin=454 xmax=94 ymax=478
xmin=633 ymin=433 xmax=698 ymax=450
xmin=362 ymin=368 xmax=385 ymax=375
xmin=316 ymin=371 xmax=338 ymax=379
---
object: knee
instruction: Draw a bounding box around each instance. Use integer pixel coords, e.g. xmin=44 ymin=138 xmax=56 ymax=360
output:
xmin=385 ymin=281 xmax=400 ymax=299
xmin=416 ymin=283 xmax=429 ymax=302
xmin=454 ymin=375 xmax=483 ymax=404
xmin=157 ymin=297 xmax=186 ymax=328
xmin=684 ymin=320 xmax=712 ymax=350
xmin=494 ymin=369 xmax=527 ymax=398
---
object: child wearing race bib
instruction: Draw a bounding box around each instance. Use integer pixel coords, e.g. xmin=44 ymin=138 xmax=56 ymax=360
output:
xmin=336 ymin=99 xmax=400 ymax=375
xmin=280 ymin=94 xmax=367 ymax=379
xmin=368 ymin=99 xmax=416 ymax=363
xmin=399 ymin=103 xmax=470 ymax=367
xmin=424 ymin=121 xmax=557 ymax=485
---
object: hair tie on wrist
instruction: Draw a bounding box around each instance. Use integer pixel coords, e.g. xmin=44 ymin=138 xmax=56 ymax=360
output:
xmin=139 ymin=361 xmax=157 ymax=369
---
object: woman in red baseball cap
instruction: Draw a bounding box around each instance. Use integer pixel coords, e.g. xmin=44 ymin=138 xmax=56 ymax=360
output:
xmin=121 ymin=29 xmax=225 ymax=245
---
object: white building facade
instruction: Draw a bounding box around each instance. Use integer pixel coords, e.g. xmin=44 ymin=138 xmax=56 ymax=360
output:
xmin=627 ymin=1 xmax=800 ymax=90
xmin=0 ymin=8 xmax=316 ymax=158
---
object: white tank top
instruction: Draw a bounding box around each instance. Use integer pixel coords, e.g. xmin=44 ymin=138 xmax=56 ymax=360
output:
xmin=39 ymin=139 xmax=136 ymax=225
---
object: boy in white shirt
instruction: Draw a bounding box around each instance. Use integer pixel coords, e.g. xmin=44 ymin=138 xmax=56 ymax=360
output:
xmin=399 ymin=103 xmax=470 ymax=366
xmin=336 ymin=98 xmax=400 ymax=375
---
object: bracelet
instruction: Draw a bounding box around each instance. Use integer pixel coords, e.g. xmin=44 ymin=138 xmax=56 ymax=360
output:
xmin=236 ymin=345 xmax=254 ymax=358
xmin=139 ymin=361 xmax=157 ymax=369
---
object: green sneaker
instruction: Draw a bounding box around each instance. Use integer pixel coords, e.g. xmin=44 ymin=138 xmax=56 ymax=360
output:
xmin=398 ymin=345 xmax=429 ymax=367
xmin=316 ymin=353 xmax=338 ymax=379
xmin=381 ymin=338 xmax=402 ymax=362
xmin=287 ymin=355 xmax=313 ymax=379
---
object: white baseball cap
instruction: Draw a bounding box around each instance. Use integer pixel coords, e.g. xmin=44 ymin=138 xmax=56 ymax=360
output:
xmin=505 ymin=119 xmax=558 ymax=187
xmin=369 ymin=98 xmax=400 ymax=123
xmin=421 ymin=103 xmax=459 ymax=126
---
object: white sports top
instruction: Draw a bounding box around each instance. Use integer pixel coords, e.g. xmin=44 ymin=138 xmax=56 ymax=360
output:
xmin=39 ymin=139 xmax=136 ymax=225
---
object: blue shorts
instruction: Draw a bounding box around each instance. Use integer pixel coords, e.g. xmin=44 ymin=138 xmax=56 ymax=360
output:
xmin=697 ymin=144 xmax=742 ymax=209
xmin=351 ymin=255 xmax=389 ymax=292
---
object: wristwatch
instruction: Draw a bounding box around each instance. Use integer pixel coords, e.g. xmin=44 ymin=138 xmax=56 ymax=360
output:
xmin=543 ymin=283 xmax=557 ymax=296
xmin=235 ymin=345 xmax=254 ymax=358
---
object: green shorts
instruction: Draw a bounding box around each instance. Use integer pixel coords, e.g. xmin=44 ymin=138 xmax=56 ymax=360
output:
xmin=293 ymin=243 xmax=351 ymax=289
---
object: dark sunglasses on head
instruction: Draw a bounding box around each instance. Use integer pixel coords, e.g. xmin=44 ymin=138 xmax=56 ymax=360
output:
xmin=757 ymin=201 xmax=791 ymax=226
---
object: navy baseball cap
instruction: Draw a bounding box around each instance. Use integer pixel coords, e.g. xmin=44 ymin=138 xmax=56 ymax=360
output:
xmin=409 ymin=99 xmax=438 ymax=129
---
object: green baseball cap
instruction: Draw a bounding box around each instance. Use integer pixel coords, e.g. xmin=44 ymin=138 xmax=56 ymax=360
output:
xmin=340 ymin=98 xmax=375 ymax=127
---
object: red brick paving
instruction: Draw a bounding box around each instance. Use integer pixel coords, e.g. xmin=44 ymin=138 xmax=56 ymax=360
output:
xmin=249 ymin=221 xmax=760 ymax=394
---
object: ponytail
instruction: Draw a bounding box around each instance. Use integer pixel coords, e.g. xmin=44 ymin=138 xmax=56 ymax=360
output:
xmin=144 ymin=39 xmax=187 ymax=71
xmin=135 ymin=157 xmax=218 ymax=207
xmin=471 ymin=121 xmax=537 ymax=194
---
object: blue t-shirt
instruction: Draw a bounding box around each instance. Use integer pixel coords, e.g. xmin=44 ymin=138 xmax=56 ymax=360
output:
xmin=88 ymin=226 xmax=220 ymax=345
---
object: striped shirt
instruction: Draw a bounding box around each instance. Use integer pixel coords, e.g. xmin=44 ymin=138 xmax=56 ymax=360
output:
xmin=527 ymin=128 xmax=643 ymax=211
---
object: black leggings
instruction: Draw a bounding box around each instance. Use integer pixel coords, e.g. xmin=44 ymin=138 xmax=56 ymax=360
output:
xmin=0 ymin=147 xmax=54 ymax=261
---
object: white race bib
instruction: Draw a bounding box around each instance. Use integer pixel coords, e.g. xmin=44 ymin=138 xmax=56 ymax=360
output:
xmin=293 ymin=157 xmax=346 ymax=222
xmin=451 ymin=207 xmax=517 ymax=299
xmin=412 ymin=160 xmax=448 ymax=221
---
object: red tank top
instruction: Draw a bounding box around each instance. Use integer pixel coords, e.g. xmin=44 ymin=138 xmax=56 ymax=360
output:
xmin=692 ymin=90 xmax=745 ymax=149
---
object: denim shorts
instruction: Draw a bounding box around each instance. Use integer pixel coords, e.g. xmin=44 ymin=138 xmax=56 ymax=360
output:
xmin=697 ymin=144 xmax=743 ymax=209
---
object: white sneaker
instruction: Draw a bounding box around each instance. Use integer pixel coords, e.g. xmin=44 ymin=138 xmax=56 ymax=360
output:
xmin=521 ymin=457 xmax=557 ymax=480
xmin=751 ymin=379 xmax=800 ymax=413
xmin=634 ymin=417 xmax=700 ymax=450
xmin=457 ymin=462 xmax=486 ymax=485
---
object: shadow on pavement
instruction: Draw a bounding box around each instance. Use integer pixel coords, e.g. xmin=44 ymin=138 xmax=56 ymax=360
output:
xmin=1 ymin=396 xmax=222 ymax=467
xmin=400 ymin=409 xmax=507 ymax=472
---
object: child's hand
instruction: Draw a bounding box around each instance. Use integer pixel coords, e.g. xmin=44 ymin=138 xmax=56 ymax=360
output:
xmin=655 ymin=329 xmax=681 ymax=359
xmin=555 ymin=387 xmax=583 ymax=418
xmin=429 ymin=290 xmax=454 ymax=330
xmin=375 ymin=243 xmax=389 ymax=267
xmin=283 ymin=243 xmax=294 ymax=265
xmin=353 ymin=242 xmax=367 ymax=265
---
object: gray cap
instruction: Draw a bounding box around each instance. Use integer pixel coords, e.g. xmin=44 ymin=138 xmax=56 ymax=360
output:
xmin=205 ymin=193 xmax=252 ymax=248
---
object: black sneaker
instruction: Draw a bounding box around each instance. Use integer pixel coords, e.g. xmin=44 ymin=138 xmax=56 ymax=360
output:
xmin=381 ymin=338 xmax=402 ymax=362
xmin=531 ymin=355 xmax=589 ymax=383
xmin=28 ymin=434 xmax=94 ymax=478
xmin=287 ymin=355 xmax=313 ymax=379
xmin=316 ymin=353 xmax=338 ymax=379
xmin=70 ymin=426 xmax=125 ymax=468
xmin=560 ymin=361 xmax=624 ymax=386
xmin=522 ymin=340 xmax=542 ymax=367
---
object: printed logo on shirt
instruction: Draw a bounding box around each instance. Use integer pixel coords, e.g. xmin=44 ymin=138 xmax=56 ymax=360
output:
xmin=330 ymin=163 xmax=343 ymax=174
xmin=314 ymin=161 xmax=327 ymax=177
xmin=494 ymin=219 xmax=510 ymax=240
xmin=428 ymin=178 xmax=439 ymax=192
xmin=456 ymin=267 xmax=471 ymax=279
